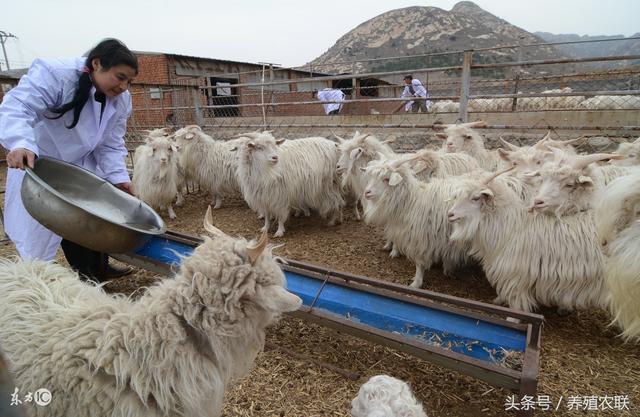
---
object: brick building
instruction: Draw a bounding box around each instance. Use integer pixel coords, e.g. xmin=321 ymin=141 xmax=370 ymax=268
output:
xmin=130 ymin=51 xmax=395 ymax=127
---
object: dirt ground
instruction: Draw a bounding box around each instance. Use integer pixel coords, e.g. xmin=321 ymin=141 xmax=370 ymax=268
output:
xmin=1 ymin=172 xmax=639 ymax=416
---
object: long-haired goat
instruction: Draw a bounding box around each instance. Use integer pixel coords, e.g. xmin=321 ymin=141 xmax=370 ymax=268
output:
xmin=0 ymin=208 xmax=301 ymax=417
xmin=595 ymin=173 xmax=640 ymax=342
xmin=236 ymin=131 xmax=344 ymax=237
xmin=448 ymin=168 xmax=607 ymax=313
xmin=132 ymin=134 xmax=180 ymax=219
xmin=363 ymin=157 xmax=469 ymax=288
xmin=172 ymin=125 xmax=243 ymax=209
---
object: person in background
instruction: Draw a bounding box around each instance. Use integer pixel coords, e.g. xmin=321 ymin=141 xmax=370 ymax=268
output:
xmin=314 ymin=87 xmax=346 ymax=115
xmin=400 ymin=74 xmax=431 ymax=113
xmin=0 ymin=38 xmax=138 ymax=281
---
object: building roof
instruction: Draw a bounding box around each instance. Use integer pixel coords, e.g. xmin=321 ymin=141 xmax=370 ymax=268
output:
xmin=134 ymin=50 xmax=332 ymax=78
xmin=0 ymin=68 xmax=28 ymax=81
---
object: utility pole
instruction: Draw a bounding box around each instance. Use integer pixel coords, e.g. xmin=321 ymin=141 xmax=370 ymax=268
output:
xmin=0 ymin=31 xmax=18 ymax=71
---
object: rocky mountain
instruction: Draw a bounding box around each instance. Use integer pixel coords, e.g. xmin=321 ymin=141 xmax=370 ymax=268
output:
xmin=308 ymin=1 xmax=566 ymax=74
xmin=535 ymin=32 xmax=640 ymax=64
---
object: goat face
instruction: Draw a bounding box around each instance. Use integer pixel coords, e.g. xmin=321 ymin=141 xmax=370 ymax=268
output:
xmin=448 ymin=182 xmax=492 ymax=242
xmin=530 ymin=167 xmax=593 ymax=215
xmin=243 ymin=133 xmax=284 ymax=166
xmin=148 ymin=137 xmax=176 ymax=165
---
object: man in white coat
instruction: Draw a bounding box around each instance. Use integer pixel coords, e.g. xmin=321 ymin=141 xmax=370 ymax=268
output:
xmin=0 ymin=39 xmax=137 ymax=280
xmin=400 ymin=75 xmax=431 ymax=113
xmin=315 ymin=87 xmax=346 ymax=115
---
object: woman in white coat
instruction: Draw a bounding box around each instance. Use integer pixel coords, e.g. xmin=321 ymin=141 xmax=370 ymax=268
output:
xmin=0 ymin=38 xmax=138 ymax=280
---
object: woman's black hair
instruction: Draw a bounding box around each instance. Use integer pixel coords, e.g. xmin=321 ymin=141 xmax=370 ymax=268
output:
xmin=46 ymin=38 xmax=138 ymax=129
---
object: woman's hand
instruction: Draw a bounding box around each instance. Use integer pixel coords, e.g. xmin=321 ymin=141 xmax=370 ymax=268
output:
xmin=115 ymin=182 xmax=135 ymax=196
xmin=7 ymin=148 xmax=36 ymax=169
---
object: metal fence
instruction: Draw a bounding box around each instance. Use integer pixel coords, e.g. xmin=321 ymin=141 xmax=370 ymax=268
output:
xmin=126 ymin=37 xmax=640 ymax=144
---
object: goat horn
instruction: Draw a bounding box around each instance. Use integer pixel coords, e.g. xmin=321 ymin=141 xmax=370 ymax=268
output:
xmin=499 ymin=137 xmax=519 ymax=151
xmin=460 ymin=120 xmax=486 ymax=128
xmin=571 ymin=153 xmax=625 ymax=169
xmin=203 ymin=206 xmax=227 ymax=237
xmin=559 ymin=136 xmax=587 ymax=146
xmin=389 ymin=156 xmax=417 ymax=169
xmin=333 ymin=134 xmax=346 ymax=143
xmin=246 ymin=231 xmax=269 ymax=265
xmin=382 ymin=135 xmax=397 ymax=145
xmin=483 ymin=165 xmax=515 ymax=185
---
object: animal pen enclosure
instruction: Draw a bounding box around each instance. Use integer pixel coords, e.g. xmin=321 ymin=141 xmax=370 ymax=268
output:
xmin=125 ymin=37 xmax=640 ymax=154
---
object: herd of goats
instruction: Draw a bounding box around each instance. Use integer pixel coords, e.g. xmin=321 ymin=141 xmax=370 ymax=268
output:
xmin=1 ymin=119 xmax=638 ymax=416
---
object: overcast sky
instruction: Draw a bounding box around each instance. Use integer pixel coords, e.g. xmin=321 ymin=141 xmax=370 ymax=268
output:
xmin=1 ymin=0 xmax=638 ymax=70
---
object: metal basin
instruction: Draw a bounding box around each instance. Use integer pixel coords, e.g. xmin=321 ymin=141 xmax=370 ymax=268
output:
xmin=21 ymin=157 xmax=166 ymax=253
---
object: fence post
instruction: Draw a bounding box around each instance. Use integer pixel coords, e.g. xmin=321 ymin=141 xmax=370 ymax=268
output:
xmin=512 ymin=72 xmax=520 ymax=111
xmin=261 ymin=64 xmax=267 ymax=128
xmin=192 ymin=86 xmax=204 ymax=126
xmin=458 ymin=50 xmax=473 ymax=122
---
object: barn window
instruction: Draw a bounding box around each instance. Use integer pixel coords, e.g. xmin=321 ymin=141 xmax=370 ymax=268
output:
xmin=150 ymin=87 xmax=162 ymax=100
xmin=359 ymin=78 xmax=379 ymax=97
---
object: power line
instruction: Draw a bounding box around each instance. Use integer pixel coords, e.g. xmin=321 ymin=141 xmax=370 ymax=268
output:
xmin=0 ymin=31 xmax=18 ymax=71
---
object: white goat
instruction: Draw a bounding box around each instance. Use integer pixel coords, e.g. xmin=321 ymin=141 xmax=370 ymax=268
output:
xmin=530 ymin=152 xmax=629 ymax=216
xmin=132 ymin=135 xmax=180 ymax=219
xmin=516 ymin=87 xmax=584 ymax=111
xmin=594 ymin=173 xmax=640 ymax=342
xmin=611 ymin=138 xmax=640 ymax=166
xmin=0 ymin=208 xmax=302 ymax=417
xmin=172 ymin=125 xmax=243 ymax=209
xmin=447 ymin=169 xmax=607 ymax=313
xmin=336 ymin=131 xmax=395 ymax=221
xmin=579 ymin=95 xmax=640 ymax=110
xmin=236 ymin=132 xmax=344 ymax=237
xmin=435 ymin=121 xmax=504 ymax=171
xmin=406 ymin=148 xmax=480 ymax=180
xmin=363 ymin=157 xmax=469 ymax=288
xmin=429 ymin=100 xmax=459 ymax=113
xmin=351 ymin=375 xmax=427 ymax=417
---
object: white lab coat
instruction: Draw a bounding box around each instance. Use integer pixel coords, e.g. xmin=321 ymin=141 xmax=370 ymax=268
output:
xmin=401 ymin=79 xmax=431 ymax=111
xmin=317 ymin=88 xmax=345 ymax=114
xmin=0 ymin=57 xmax=131 ymax=260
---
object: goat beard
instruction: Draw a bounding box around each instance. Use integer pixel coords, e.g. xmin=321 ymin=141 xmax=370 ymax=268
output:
xmin=449 ymin=214 xmax=480 ymax=242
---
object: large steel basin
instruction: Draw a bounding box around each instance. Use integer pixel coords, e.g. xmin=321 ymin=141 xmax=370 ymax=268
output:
xmin=21 ymin=157 xmax=165 ymax=253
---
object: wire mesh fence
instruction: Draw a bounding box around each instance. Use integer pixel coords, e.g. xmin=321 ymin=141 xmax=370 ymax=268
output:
xmin=121 ymin=38 xmax=640 ymax=148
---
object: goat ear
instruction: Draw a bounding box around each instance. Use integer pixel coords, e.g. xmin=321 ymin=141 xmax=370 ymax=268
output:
xmin=246 ymin=231 xmax=268 ymax=265
xmin=275 ymin=139 xmax=285 ymax=145
xmin=185 ymin=132 xmax=195 ymax=140
xmin=203 ymin=206 xmax=227 ymax=237
xmin=480 ymin=188 xmax=494 ymax=199
xmin=359 ymin=167 xmax=366 ymax=172
xmin=170 ymin=144 xmax=178 ymax=153
xmin=350 ymin=148 xmax=363 ymax=160
xmin=256 ymin=285 xmax=302 ymax=313
xmin=388 ymin=172 xmax=403 ymax=186
xmin=247 ymin=141 xmax=256 ymax=149
xmin=577 ymin=175 xmax=594 ymax=185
